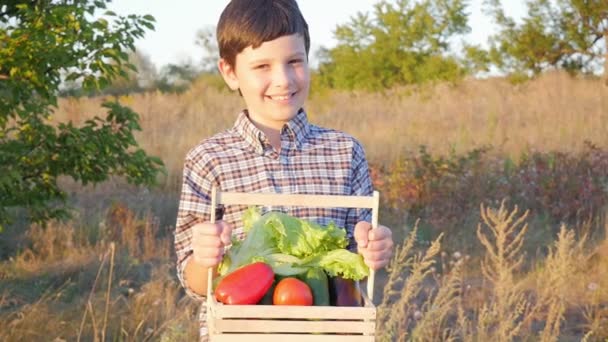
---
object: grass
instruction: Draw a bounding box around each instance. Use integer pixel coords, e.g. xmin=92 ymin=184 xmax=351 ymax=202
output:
xmin=51 ymin=70 xmax=608 ymax=190
xmin=1 ymin=71 xmax=608 ymax=340
xmin=1 ymin=185 xmax=607 ymax=341
xmin=0 ymin=206 xmax=199 ymax=341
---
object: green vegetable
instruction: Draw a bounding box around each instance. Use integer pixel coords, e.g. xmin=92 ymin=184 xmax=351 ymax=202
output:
xmin=264 ymin=212 xmax=348 ymax=258
xmin=301 ymin=249 xmax=370 ymax=280
xmin=299 ymin=268 xmax=330 ymax=306
xmin=219 ymin=208 xmax=369 ymax=281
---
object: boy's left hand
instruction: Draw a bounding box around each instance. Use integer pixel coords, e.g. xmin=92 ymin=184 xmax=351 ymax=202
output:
xmin=354 ymin=222 xmax=394 ymax=270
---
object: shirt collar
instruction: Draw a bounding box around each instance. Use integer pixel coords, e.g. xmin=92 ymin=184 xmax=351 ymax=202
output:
xmin=234 ymin=109 xmax=310 ymax=155
xmin=285 ymin=109 xmax=310 ymax=150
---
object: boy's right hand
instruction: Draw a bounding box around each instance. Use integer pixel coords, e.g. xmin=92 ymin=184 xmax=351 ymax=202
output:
xmin=192 ymin=221 xmax=233 ymax=268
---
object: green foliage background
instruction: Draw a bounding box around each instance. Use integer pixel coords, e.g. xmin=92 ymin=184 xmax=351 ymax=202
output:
xmin=0 ymin=1 xmax=165 ymax=230
xmin=315 ymin=0 xmax=473 ymax=91
xmin=485 ymin=0 xmax=608 ymax=81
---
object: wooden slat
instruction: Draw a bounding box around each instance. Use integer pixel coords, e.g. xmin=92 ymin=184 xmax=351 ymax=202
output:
xmin=218 ymin=191 xmax=377 ymax=209
xmin=368 ymin=191 xmax=380 ymax=302
xmin=211 ymin=303 xmax=376 ymax=320
xmin=213 ymin=319 xmax=375 ymax=334
xmin=210 ymin=334 xmax=375 ymax=342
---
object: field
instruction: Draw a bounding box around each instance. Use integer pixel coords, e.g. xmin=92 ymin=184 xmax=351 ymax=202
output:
xmin=1 ymin=71 xmax=608 ymax=341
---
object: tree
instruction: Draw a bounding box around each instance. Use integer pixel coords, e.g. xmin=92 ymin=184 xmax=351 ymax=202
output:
xmin=155 ymin=62 xmax=200 ymax=93
xmin=484 ymin=0 xmax=608 ymax=82
xmin=315 ymin=0 xmax=474 ymax=91
xmin=103 ymin=50 xmax=158 ymax=95
xmin=0 ymin=1 xmax=165 ymax=230
xmin=195 ymin=25 xmax=219 ymax=73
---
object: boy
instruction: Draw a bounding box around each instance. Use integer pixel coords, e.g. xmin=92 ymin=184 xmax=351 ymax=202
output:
xmin=174 ymin=0 xmax=393 ymax=339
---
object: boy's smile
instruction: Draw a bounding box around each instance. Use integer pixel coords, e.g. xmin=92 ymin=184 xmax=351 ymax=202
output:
xmin=218 ymin=34 xmax=310 ymax=131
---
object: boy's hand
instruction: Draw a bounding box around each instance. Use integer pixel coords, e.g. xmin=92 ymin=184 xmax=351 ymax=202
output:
xmin=354 ymin=222 xmax=393 ymax=270
xmin=192 ymin=221 xmax=233 ymax=268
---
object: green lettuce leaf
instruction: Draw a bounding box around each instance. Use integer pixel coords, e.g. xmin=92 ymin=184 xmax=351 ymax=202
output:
xmin=301 ymin=249 xmax=369 ymax=281
xmin=218 ymin=208 xmax=369 ymax=281
xmin=264 ymin=212 xmax=347 ymax=258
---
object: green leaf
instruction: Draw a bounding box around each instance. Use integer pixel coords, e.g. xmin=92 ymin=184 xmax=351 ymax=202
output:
xmin=141 ymin=21 xmax=155 ymax=30
xmin=0 ymin=0 xmax=162 ymax=228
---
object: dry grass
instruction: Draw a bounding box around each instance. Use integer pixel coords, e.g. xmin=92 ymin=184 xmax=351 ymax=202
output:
xmin=0 ymin=206 xmax=199 ymax=342
xmin=375 ymin=202 xmax=608 ymax=340
xmin=1 ymin=190 xmax=607 ymax=341
xmin=51 ymin=71 xmax=608 ymax=190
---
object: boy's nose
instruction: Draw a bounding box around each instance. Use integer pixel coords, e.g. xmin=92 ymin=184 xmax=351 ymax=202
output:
xmin=272 ymin=65 xmax=293 ymax=88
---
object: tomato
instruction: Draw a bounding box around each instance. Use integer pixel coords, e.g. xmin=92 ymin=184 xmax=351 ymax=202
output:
xmin=273 ymin=277 xmax=314 ymax=306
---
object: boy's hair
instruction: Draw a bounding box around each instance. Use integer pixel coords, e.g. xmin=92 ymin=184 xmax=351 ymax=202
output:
xmin=217 ymin=0 xmax=310 ymax=68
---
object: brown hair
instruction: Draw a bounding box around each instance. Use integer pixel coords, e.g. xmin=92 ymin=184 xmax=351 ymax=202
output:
xmin=217 ymin=0 xmax=310 ymax=68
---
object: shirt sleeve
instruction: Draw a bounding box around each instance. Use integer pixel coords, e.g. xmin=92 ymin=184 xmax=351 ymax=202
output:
xmin=174 ymin=152 xmax=218 ymax=300
xmin=346 ymin=139 xmax=374 ymax=251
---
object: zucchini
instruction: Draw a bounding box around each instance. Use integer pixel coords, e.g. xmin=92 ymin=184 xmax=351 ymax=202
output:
xmin=299 ymin=268 xmax=330 ymax=306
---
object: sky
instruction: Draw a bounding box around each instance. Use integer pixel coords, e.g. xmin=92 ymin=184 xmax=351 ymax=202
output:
xmin=107 ymin=0 xmax=527 ymax=69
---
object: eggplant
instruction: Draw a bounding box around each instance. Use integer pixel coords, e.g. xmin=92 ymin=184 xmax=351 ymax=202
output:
xmin=328 ymin=276 xmax=363 ymax=307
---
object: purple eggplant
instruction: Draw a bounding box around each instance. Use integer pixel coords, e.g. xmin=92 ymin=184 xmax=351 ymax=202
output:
xmin=328 ymin=276 xmax=363 ymax=307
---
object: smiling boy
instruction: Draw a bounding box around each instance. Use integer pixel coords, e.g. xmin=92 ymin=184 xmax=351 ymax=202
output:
xmin=174 ymin=0 xmax=393 ymax=340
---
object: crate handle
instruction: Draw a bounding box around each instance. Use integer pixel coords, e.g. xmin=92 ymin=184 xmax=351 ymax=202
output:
xmin=206 ymin=186 xmax=381 ymax=304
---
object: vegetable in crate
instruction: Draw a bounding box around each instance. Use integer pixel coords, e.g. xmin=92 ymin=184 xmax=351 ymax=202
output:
xmin=218 ymin=208 xmax=369 ymax=282
xmin=273 ymin=277 xmax=313 ymax=306
xmin=214 ymin=262 xmax=274 ymax=305
xmin=329 ymin=276 xmax=363 ymax=307
xmin=299 ymin=267 xmax=330 ymax=306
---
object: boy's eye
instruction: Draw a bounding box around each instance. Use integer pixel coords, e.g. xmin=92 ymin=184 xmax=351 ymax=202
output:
xmin=289 ymin=59 xmax=303 ymax=64
xmin=254 ymin=64 xmax=269 ymax=70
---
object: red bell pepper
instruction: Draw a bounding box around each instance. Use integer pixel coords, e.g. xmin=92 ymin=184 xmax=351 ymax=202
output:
xmin=214 ymin=262 xmax=274 ymax=305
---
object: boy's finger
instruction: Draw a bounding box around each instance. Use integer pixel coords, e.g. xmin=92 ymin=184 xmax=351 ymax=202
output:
xmin=354 ymin=221 xmax=371 ymax=248
xmin=194 ymin=236 xmax=223 ymax=248
xmin=193 ymin=222 xmax=222 ymax=236
xmin=219 ymin=221 xmax=233 ymax=246
xmin=193 ymin=255 xmax=221 ymax=267
xmin=361 ymin=249 xmax=392 ymax=269
xmin=365 ymin=239 xmax=393 ymax=252
xmin=368 ymin=226 xmax=392 ymax=241
xmin=195 ymin=246 xmax=224 ymax=258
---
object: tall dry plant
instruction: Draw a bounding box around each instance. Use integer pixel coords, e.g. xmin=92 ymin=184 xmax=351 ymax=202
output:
xmin=0 ymin=281 xmax=74 ymax=341
xmin=105 ymin=202 xmax=171 ymax=261
xmin=410 ymin=260 xmax=463 ymax=341
xmin=11 ymin=221 xmax=98 ymax=276
xmin=535 ymin=225 xmax=587 ymax=341
xmin=377 ymin=221 xmax=444 ymax=341
xmin=476 ymin=201 xmax=531 ymax=341
xmin=0 ymin=207 xmax=197 ymax=341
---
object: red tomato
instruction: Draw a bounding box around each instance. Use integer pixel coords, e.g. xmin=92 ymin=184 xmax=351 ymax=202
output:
xmin=273 ymin=277 xmax=314 ymax=306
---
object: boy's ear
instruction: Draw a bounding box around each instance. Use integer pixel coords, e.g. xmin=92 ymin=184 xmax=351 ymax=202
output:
xmin=218 ymin=58 xmax=239 ymax=91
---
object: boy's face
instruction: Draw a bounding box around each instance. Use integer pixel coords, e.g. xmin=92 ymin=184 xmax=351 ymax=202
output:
xmin=218 ymin=34 xmax=310 ymax=130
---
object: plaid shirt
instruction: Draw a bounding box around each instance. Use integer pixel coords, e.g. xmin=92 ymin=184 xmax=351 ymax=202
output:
xmin=174 ymin=109 xmax=373 ymax=340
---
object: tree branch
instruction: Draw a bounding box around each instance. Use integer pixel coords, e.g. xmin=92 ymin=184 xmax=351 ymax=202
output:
xmin=0 ymin=74 xmax=9 ymax=80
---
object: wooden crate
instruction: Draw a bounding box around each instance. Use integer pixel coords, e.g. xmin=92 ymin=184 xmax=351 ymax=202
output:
xmin=206 ymin=187 xmax=380 ymax=341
